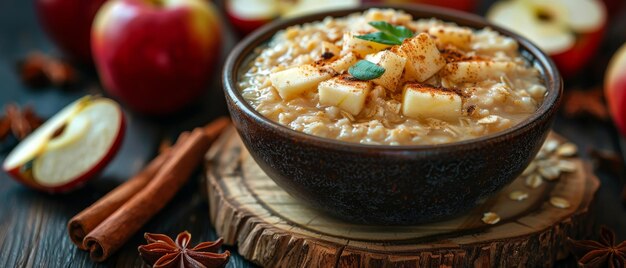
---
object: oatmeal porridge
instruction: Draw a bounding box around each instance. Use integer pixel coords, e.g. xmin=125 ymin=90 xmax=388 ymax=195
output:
xmin=240 ymin=9 xmax=547 ymax=145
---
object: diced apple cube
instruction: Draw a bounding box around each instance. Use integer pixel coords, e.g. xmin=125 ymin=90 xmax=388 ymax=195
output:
xmin=342 ymin=32 xmax=391 ymax=58
xmin=402 ymin=83 xmax=462 ymax=121
xmin=270 ymin=65 xmax=331 ymax=100
xmin=319 ymin=75 xmax=372 ymax=115
xmin=365 ymin=50 xmax=406 ymax=91
xmin=396 ymin=33 xmax=446 ymax=82
xmin=441 ymin=60 xmax=516 ymax=83
xmin=324 ymin=52 xmax=358 ymax=74
xmin=428 ymin=26 xmax=473 ymax=50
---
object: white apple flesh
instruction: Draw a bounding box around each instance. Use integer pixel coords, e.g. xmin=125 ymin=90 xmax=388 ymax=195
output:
xmin=3 ymin=96 xmax=125 ymax=193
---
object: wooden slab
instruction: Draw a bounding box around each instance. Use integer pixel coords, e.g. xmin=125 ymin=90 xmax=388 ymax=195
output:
xmin=206 ymin=127 xmax=599 ymax=267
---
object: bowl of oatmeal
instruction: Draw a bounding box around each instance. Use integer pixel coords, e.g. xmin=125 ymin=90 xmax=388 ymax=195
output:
xmin=223 ymin=5 xmax=562 ymax=225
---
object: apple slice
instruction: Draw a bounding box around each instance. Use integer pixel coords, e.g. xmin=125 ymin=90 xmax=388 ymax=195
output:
xmin=3 ymin=96 xmax=125 ymax=193
xmin=226 ymin=0 xmax=279 ymax=34
xmin=487 ymin=0 xmax=607 ymax=77
xmin=279 ymin=0 xmax=360 ymax=18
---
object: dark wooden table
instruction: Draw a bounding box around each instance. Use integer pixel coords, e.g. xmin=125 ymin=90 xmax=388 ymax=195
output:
xmin=0 ymin=0 xmax=624 ymax=267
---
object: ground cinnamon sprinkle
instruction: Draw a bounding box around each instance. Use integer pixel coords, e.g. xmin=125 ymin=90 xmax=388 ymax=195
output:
xmin=406 ymin=82 xmax=466 ymax=99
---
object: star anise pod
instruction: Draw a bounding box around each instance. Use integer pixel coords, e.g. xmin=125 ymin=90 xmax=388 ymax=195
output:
xmin=3 ymin=104 xmax=44 ymax=140
xmin=18 ymin=51 xmax=77 ymax=89
xmin=562 ymin=87 xmax=610 ymax=121
xmin=138 ymin=231 xmax=230 ymax=268
xmin=567 ymin=226 xmax=626 ymax=267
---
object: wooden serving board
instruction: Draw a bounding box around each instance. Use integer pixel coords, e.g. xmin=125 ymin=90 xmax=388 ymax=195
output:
xmin=206 ymin=127 xmax=599 ymax=267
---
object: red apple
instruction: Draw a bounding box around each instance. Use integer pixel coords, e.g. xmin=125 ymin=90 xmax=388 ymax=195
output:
xmin=226 ymin=0 xmax=278 ymax=34
xmin=605 ymin=43 xmax=626 ymax=136
xmin=3 ymin=96 xmax=125 ymax=193
xmin=380 ymin=0 xmax=478 ymax=13
xmin=487 ymin=0 xmax=607 ymax=78
xmin=92 ymin=0 xmax=222 ymax=115
xmin=36 ymin=0 xmax=108 ymax=63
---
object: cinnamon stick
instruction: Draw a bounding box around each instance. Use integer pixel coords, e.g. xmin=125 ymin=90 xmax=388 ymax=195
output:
xmin=83 ymin=117 xmax=230 ymax=262
xmin=67 ymin=149 xmax=172 ymax=250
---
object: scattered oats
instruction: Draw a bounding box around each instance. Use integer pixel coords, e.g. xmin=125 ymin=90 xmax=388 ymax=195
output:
xmin=538 ymin=166 xmax=561 ymax=181
xmin=525 ymin=174 xmax=543 ymax=188
xmin=509 ymin=191 xmax=529 ymax=201
xmin=522 ymin=162 xmax=537 ymax=176
xmin=482 ymin=212 xmax=501 ymax=225
xmin=477 ymin=115 xmax=499 ymax=124
xmin=550 ymin=197 xmax=570 ymax=208
xmin=556 ymin=143 xmax=578 ymax=157
xmin=537 ymin=157 xmax=558 ymax=168
xmin=535 ymin=150 xmax=548 ymax=160
xmin=542 ymin=139 xmax=560 ymax=153
xmin=557 ymin=160 xmax=577 ymax=173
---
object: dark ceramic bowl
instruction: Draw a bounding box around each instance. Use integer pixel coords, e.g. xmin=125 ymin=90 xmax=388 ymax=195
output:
xmin=223 ymin=5 xmax=562 ymax=225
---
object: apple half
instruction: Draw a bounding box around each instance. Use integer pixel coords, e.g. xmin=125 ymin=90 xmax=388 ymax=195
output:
xmin=225 ymin=0 xmax=360 ymax=34
xmin=605 ymin=43 xmax=626 ymax=136
xmin=279 ymin=0 xmax=360 ymax=18
xmin=487 ymin=0 xmax=606 ymax=77
xmin=3 ymin=96 xmax=125 ymax=193
xmin=226 ymin=0 xmax=279 ymax=34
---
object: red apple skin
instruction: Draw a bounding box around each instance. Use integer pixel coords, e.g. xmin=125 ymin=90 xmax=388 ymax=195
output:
xmin=36 ymin=0 xmax=108 ymax=64
xmin=551 ymin=27 xmax=606 ymax=78
xmin=3 ymin=113 xmax=126 ymax=193
xmin=605 ymin=43 xmax=626 ymax=137
xmin=226 ymin=11 xmax=274 ymax=35
xmin=92 ymin=0 xmax=222 ymax=115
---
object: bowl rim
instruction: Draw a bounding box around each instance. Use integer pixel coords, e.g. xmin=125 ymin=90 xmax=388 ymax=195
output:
xmin=223 ymin=4 xmax=563 ymax=152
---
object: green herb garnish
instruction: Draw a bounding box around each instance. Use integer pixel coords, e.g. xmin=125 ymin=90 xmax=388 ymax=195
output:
xmin=356 ymin=21 xmax=414 ymax=45
xmin=348 ymin=60 xmax=385 ymax=80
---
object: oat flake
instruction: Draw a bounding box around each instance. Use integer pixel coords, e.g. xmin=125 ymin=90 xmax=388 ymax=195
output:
xmin=556 ymin=143 xmax=578 ymax=157
xmin=482 ymin=212 xmax=501 ymax=224
xmin=525 ymin=174 xmax=543 ymax=188
xmin=538 ymin=166 xmax=561 ymax=181
xmin=542 ymin=139 xmax=559 ymax=153
xmin=522 ymin=162 xmax=537 ymax=176
xmin=509 ymin=191 xmax=529 ymax=201
xmin=550 ymin=197 xmax=571 ymax=208
xmin=557 ymin=160 xmax=577 ymax=173
xmin=477 ymin=115 xmax=499 ymax=124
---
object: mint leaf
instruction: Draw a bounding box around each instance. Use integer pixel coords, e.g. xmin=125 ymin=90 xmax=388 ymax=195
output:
xmin=368 ymin=21 xmax=414 ymax=40
xmin=355 ymin=32 xmax=403 ymax=45
xmin=355 ymin=21 xmax=414 ymax=46
xmin=348 ymin=60 xmax=385 ymax=81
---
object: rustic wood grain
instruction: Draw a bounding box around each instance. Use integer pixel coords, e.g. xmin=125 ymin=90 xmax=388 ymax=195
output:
xmin=207 ymin=128 xmax=600 ymax=267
